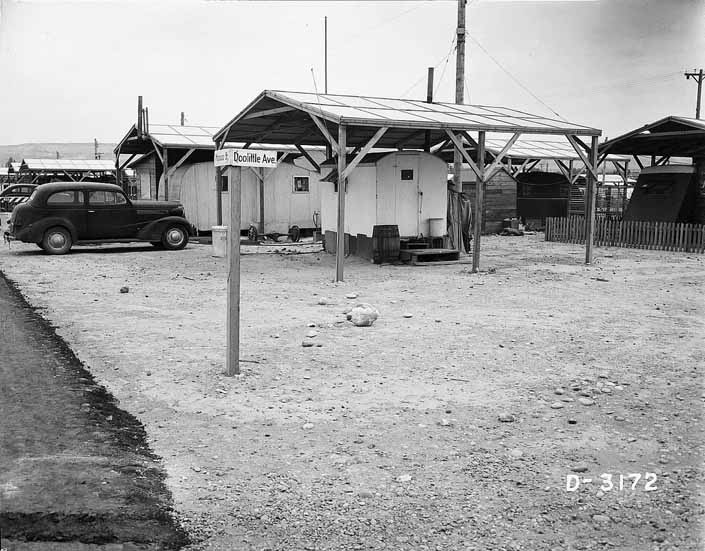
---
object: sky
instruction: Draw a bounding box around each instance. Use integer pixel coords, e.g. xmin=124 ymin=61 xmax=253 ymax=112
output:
xmin=0 ymin=0 xmax=703 ymax=145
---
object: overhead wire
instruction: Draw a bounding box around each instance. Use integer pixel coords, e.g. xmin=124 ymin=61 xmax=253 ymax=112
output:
xmin=399 ymin=35 xmax=456 ymax=99
xmin=466 ymin=31 xmax=568 ymax=120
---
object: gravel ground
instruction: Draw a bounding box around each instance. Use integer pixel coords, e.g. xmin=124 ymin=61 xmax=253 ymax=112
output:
xmin=0 ymin=234 xmax=703 ymax=551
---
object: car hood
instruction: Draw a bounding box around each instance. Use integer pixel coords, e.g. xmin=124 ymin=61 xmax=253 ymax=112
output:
xmin=131 ymin=199 xmax=184 ymax=216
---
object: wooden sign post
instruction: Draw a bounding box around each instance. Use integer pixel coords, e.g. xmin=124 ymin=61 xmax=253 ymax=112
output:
xmin=215 ymin=148 xmax=279 ymax=376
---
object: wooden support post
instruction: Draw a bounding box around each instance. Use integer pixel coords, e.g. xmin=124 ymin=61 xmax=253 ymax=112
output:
xmin=215 ymin=139 xmax=223 ymax=226
xmin=336 ymin=124 xmax=347 ymax=282
xmin=226 ymin=166 xmax=241 ymax=376
xmin=163 ymin=148 xmax=169 ymax=201
xmin=585 ymin=135 xmax=599 ymax=264
xmin=473 ymin=131 xmax=485 ymax=273
xmin=259 ymin=167 xmax=265 ymax=234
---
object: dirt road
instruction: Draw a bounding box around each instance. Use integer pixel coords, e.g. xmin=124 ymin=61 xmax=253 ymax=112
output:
xmin=0 ymin=274 xmax=188 ymax=549
xmin=0 ymin=235 xmax=702 ymax=550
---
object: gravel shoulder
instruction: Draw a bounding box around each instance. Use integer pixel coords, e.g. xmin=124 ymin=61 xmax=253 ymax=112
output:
xmin=0 ymin=235 xmax=703 ymax=551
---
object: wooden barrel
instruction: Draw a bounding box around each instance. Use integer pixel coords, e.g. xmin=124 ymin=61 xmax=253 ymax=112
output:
xmin=372 ymin=224 xmax=400 ymax=264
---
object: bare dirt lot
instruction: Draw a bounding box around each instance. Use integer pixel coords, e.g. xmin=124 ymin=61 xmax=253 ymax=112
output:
xmin=1 ymin=234 xmax=703 ymax=551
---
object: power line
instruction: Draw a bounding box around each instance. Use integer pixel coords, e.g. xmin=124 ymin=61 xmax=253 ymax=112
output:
xmin=399 ymin=36 xmax=456 ymax=98
xmin=466 ymin=31 xmax=566 ymax=120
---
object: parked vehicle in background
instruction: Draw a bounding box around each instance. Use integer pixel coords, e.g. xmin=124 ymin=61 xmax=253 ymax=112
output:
xmin=5 ymin=182 xmax=193 ymax=254
xmin=0 ymin=184 xmax=37 ymax=212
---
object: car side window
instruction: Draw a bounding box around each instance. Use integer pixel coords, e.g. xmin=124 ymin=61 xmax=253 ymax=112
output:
xmin=89 ymin=191 xmax=127 ymax=205
xmin=47 ymin=190 xmax=80 ymax=204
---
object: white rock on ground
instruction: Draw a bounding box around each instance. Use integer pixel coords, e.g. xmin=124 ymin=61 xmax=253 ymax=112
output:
xmin=349 ymin=303 xmax=380 ymax=327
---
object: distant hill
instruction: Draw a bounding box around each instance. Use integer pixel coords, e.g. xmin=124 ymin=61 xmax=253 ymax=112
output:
xmin=0 ymin=143 xmax=118 ymax=165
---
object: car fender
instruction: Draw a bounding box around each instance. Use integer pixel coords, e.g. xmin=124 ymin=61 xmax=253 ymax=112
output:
xmin=137 ymin=216 xmax=194 ymax=241
xmin=24 ymin=217 xmax=79 ymax=243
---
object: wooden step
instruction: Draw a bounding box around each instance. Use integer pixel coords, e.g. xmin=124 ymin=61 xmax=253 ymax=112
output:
xmin=401 ymin=248 xmax=460 ymax=265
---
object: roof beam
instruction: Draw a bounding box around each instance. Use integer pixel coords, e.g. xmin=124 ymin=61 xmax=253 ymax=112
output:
xmin=149 ymin=138 xmax=164 ymax=164
xmin=484 ymin=132 xmax=521 ymax=180
xmin=340 ymin=127 xmax=388 ymax=181
xmin=309 ymin=114 xmax=339 ymax=150
xmin=446 ymin=129 xmax=482 ymax=179
xmin=167 ymin=148 xmax=196 ymax=178
xmin=243 ymin=106 xmax=295 ymax=120
xmin=394 ymin=129 xmax=426 ymax=150
xmin=567 ymin=135 xmax=600 ymax=182
xmin=295 ymin=144 xmax=321 ymax=172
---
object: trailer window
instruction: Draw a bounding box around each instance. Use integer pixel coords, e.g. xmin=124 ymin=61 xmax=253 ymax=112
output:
xmin=220 ymin=175 xmax=229 ymax=192
xmin=293 ymin=176 xmax=309 ymax=193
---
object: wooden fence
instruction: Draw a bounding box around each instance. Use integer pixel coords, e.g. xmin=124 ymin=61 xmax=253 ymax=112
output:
xmin=545 ymin=217 xmax=705 ymax=253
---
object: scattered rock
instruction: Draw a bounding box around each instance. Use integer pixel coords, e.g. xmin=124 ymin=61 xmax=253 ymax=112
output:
xmin=561 ymin=397 xmax=575 ymax=403
xmin=345 ymin=293 xmax=358 ymax=299
xmin=571 ymin=464 xmax=589 ymax=473
xmin=306 ymin=330 xmax=318 ymax=338
xmin=615 ymin=416 xmax=626 ymax=422
xmin=498 ymin=413 xmax=516 ymax=423
xmin=358 ymin=491 xmax=374 ymax=498
xmin=301 ymin=340 xmax=314 ymax=348
xmin=592 ymin=514 xmax=611 ymax=524
xmin=350 ymin=303 xmax=380 ymax=327
xmin=567 ymin=418 xmax=577 ymax=425
xmin=510 ymin=448 xmax=524 ymax=458
xmin=554 ymin=388 xmax=565 ymax=395
xmin=396 ymin=474 xmax=412 ymax=483
xmin=402 ymin=313 xmax=413 ymax=318
xmin=302 ymin=423 xmax=314 ymax=430
xmin=438 ymin=418 xmax=453 ymax=427
xmin=119 ymin=286 xmax=129 ymax=294
xmin=307 ymin=323 xmax=316 ymax=328
xmin=578 ymin=390 xmax=592 ymax=397
xmin=317 ymin=297 xmax=329 ymax=305
xmin=578 ymin=397 xmax=595 ymax=406
xmin=550 ymin=402 xmax=565 ymax=409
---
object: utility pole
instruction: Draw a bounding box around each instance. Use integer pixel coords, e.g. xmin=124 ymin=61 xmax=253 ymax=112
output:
xmin=324 ymin=16 xmax=328 ymax=94
xmin=685 ymin=69 xmax=704 ymax=119
xmin=452 ymin=0 xmax=467 ymax=251
xmin=180 ymin=111 xmax=185 ymax=126
xmin=94 ymin=138 xmax=101 ymax=160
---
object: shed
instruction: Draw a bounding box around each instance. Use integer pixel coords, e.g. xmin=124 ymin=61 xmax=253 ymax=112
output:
xmin=457 ymin=167 xmax=517 ymax=233
xmin=599 ymin=116 xmax=705 ymax=223
xmin=214 ymin=89 xmax=602 ymax=279
xmin=18 ymin=158 xmax=117 ymax=185
xmin=116 ymin=121 xmax=325 ymax=234
xmin=319 ymin=151 xmax=448 ymax=258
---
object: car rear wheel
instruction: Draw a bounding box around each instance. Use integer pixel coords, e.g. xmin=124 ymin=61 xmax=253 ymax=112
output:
xmin=161 ymin=225 xmax=188 ymax=250
xmin=42 ymin=226 xmax=72 ymax=255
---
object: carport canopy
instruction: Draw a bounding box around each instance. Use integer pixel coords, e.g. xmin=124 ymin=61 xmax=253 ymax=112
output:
xmin=214 ymin=90 xmax=603 ymax=280
xmin=599 ymin=116 xmax=705 ymax=168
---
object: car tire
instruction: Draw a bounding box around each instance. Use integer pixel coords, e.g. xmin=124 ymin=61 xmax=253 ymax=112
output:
xmin=42 ymin=226 xmax=72 ymax=255
xmin=161 ymin=225 xmax=188 ymax=250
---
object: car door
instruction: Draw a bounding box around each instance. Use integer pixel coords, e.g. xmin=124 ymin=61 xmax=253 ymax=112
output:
xmin=45 ymin=189 xmax=88 ymax=239
xmin=86 ymin=190 xmax=136 ymax=238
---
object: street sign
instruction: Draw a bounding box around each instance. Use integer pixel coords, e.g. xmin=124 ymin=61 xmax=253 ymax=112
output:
xmin=214 ymin=148 xmax=278 ymax=168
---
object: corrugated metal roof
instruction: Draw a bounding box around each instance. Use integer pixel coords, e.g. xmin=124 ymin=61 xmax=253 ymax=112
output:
xmin=224 ymin=90 xmax=601 ymax=137
xmin=21 ymin=159 xmax=116 ymax=171
xmin=147 ymin=124 xmax=221 ymax=148
xmin=484 ymin=135 xmax=628 ymax=161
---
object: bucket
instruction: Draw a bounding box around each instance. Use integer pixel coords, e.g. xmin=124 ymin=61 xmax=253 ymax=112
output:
xmin=429 ymin=217 xmax=445 ymax=238
xmin=372 ymin=224 xmax=400 ymax=264
xmin=212 ymin=225 xmax=228 ymax=257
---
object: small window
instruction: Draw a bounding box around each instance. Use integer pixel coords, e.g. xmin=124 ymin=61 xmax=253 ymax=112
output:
xmin=88 ymin=190 xmax=126 ymax=205
xmin=220 ymin=175 xmax=229 ymax=192
xmin=47 ymin=190 xmax=79 ymax=204
xmin=401 ymin=169 xmax=414 ymax=181
xmin=293 ymin=176 xmax=310 ymax=193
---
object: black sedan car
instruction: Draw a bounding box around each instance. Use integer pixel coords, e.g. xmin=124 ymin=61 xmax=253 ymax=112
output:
xmin=0 ymin=184 xmax=37 ymax=212
xmin=5 ymin=182 xmax=193 ymax=254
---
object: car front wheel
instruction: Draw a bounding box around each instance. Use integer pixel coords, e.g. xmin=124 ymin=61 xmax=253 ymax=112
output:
xmin=42 ymin=226 xmax=72 ymax=255
xmin=161 ymin=225 xmax=188 ymax=250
